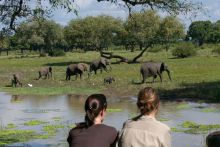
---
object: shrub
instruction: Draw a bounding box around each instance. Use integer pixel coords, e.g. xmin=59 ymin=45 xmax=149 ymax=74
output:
xmin=212 ymin=46 xmax=220 ymax=55
xmin=48 ymin=50 xmax=65 ymax=57
xmin=39 ymin=52 xmax=47 ymax=57
xmin=172 ymin=42 xmax=196 ymax=58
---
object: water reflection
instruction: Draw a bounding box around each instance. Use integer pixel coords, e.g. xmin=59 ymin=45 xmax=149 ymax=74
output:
xmin=0 ymin=92 xmax=220 ymax=147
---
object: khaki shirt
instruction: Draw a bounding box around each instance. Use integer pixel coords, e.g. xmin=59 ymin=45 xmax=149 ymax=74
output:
xmin=118 ymin=115 xmax=171 ymax=147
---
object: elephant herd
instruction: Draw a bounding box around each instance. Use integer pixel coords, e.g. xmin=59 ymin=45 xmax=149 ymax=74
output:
xmin=11 ymin=58 xmax=172 ymax=87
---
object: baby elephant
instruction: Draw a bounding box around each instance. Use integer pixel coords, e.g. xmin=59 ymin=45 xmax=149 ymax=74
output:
xmin=11 ymin=74 xmax=22 ymax=87
xmin=104 ymin=77 xmax=115 ymax=84
xmin=38 ymin=67 xmax=52 ymax=80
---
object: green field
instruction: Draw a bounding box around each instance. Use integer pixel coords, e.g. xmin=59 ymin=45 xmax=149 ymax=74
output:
xmin=0 ymin=47 xmax=220 ymax=101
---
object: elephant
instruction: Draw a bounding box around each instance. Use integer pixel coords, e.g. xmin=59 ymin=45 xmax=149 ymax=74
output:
xmin=140 ymin=61 xmax=172 ymax=83
xmin=89 ymin=58 xmax=112 ymax=76
xmin=66 ymin=63 xmax=89 ymax=80
xmin=104 ymin=76 xmax=115 ymax=84
xmin=38 ymin=67 xmax=52 ymax=80
xmin=11 ymin=74 xmax=22 ymax=87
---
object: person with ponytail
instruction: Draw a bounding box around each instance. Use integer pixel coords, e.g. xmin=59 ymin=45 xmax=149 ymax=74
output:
xmin=67 ymin=94 xmax=118 ymax=147
xmin=118 ymin=87 xmax=171 ymax=147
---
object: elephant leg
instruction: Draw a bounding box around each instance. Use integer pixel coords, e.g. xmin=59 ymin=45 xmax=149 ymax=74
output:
xmin=158 ymin=74 xmax=162 ymax=82
xmin=152 ymin=75 xmax=157 ymax=83
xmin=95 ymin=70 xmax=97 ymax=75
xmin=80 ymin=73 xmax=82 ymax=80
xmin=141 ymin=74 xmax=146 ymax=84
xmin=38 ymin=73 xmax=41 ymax=80
xmin=75 ymin=74 xmax=78 ymax=80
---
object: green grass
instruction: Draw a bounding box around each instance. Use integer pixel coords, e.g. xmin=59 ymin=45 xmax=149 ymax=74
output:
xmin=5 ymin=123 xmax=16 ymax=129
xmin=176 ymin=103 xmax=191 ymax=110
xmin=35 ymin=124 xmax=65 ymax=139
xmin=0 ymin=129 xmax=37 ymax=145
xmin=172 ymin=121 xmax=220 ymax=134
xmin=107 ymin=108 xmax=122 ymax=112
xmin=0 ymin=47 xmax=220 ymax=100
xmin=52 ymin=117 xmax=62 ymax=121
xmin=24 ymin=120 xmax=47 ymax=126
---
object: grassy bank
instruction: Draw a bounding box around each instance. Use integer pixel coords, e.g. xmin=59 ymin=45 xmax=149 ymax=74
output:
xmin=0 ymin=46 xmax=220 ymax=101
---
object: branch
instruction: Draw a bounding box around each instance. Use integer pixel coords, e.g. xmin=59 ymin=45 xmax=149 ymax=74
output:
xmin=100 ymin=51 xmax=129 ymax=63
xmin=132 ymin=45 xmax=150 ymax=63
xmin=10 ymin=0 xmax=23 ymax=32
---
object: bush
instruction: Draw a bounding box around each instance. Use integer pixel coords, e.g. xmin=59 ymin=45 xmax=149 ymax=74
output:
xmin=212 ymin=46 xmax=220 ymax=55
xmin=48 ymin=50 xmax=65 ymax=57
xmin=39 ymin=52 xmax=47 ymax=57
xmin=172 ymin=43 xmax=196 ymax=58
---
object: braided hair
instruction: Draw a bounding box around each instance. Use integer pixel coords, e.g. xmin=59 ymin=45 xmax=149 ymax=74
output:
xmin=137 ymin=87 xmax=159 ymax=115
xmin=84 ymin=94 xmax=107 ymax=127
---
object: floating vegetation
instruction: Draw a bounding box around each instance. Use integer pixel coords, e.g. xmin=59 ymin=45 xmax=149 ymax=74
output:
xmin=201 ymin=108 xmax=218 ymax=113
xmin=52 ymin=117 xmax=62 ymax=121
xmin=35 ymin=124 xmax=65 ymax=139
xmin=0 ymin=129 xmax=37 ymax=146
xmin=181 ymin=121 xmax=220 ymax=134
xmin=159 ymin=118 xmax=169 ymax=122
xmin=6 ymin=123 xmax=16 ymax=129
xmin=171 ymin=121 xmax=220 ymax=134
xmin=24 ymin=120 xmax=47 ymax=126
xmin=176 ymin=103 xmax=191 ymax=110
xmin=171 ymin=127 xmax=184 ymax=132
xmin=107 ymin=109 xmax=122 ymax=112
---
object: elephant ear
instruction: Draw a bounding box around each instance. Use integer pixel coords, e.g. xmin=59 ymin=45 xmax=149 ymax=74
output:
xmin=160 ymin=62 xmax=165 ymax=72
xmin=100 ymin=58 xmax=107 ymax=66
xmin=76 ymin=64 xmax=83 ymax=72
xmin=82 ymin=63 xmax=88 ymax=71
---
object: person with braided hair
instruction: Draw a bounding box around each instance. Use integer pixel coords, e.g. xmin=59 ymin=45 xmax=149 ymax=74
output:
xmin=67 ymin=94 xmax=118 ymax=147
xmin=118 ymin=87 xmax=171 ymax=147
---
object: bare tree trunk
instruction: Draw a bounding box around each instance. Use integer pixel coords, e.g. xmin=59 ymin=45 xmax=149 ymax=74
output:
xmin=132 ymin=45 xmax=151 ymax=63
xmin=100 ymin=43 xmax=152 ymax=63
xmin=100 ymin=51 xmax=128 ymax=63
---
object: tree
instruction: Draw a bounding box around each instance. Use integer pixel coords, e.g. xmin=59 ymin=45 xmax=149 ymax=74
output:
xmin=13 ymin=20 xmax=64 ymax=53
xmin=124 ymin=11 xmax=161 ymax=51
xmin=101 ymin=11 xmax=185 ymax=63
xmin=97 ymin=0 xmax=200 ymax=15
xmin=0 ymin=0 xmax=76 ymax=32
xmin=158 ymin=16 xmax=185 ymax=52
xmin=209 ymin=20 xmax=220 ymax=43
xmin=64 ymin=15 xmax=124 ymax=51
xmin=1 ymin=0 xmax=201 ymax=32
xmin=187 ymin=21 xmax=212 ymax=46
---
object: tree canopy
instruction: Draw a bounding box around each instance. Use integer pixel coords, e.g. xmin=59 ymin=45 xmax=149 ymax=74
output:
xmin=0 ymin=0 xmax=201 ymax=32
xmin=187 ymin=21 xmax=220 ymax=45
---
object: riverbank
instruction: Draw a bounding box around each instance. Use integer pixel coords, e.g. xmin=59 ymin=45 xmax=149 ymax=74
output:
xmin=0 ymin=47 xmax=220 ymax=101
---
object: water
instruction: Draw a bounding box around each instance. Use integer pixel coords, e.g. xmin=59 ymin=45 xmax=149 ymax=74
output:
xmin=0 ymin=92 xmax=220 ymax=147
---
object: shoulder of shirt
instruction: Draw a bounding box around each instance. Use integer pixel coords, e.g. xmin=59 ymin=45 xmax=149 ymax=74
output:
xmin=123 ymin=115 xmax=142 ymax=126
xmin=123 ymin=116 xmax=170 ymax=131
xmin=101 ymin=124 xmax=117 ymax=132
xmin=154 ymin=119 xmax=170 ymax=131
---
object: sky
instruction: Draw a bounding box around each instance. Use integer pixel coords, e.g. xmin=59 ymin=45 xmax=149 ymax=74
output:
xmin=0 ymin=0 xmax=220 ymax=30
xmin=51 ymin=0 xmax=220 ymax=29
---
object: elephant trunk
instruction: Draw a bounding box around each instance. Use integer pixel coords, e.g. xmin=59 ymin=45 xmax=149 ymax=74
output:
xmin=166 ymin=69 xmax=172 ymax=81
xmin=108 ymin=64 xmax=112 ymax=71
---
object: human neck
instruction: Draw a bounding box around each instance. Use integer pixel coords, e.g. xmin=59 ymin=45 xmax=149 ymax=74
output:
xmin=144 ymin=111 xmax=156 ymax=119
xmin=93 ymin=117 xmax=102 ymax=125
